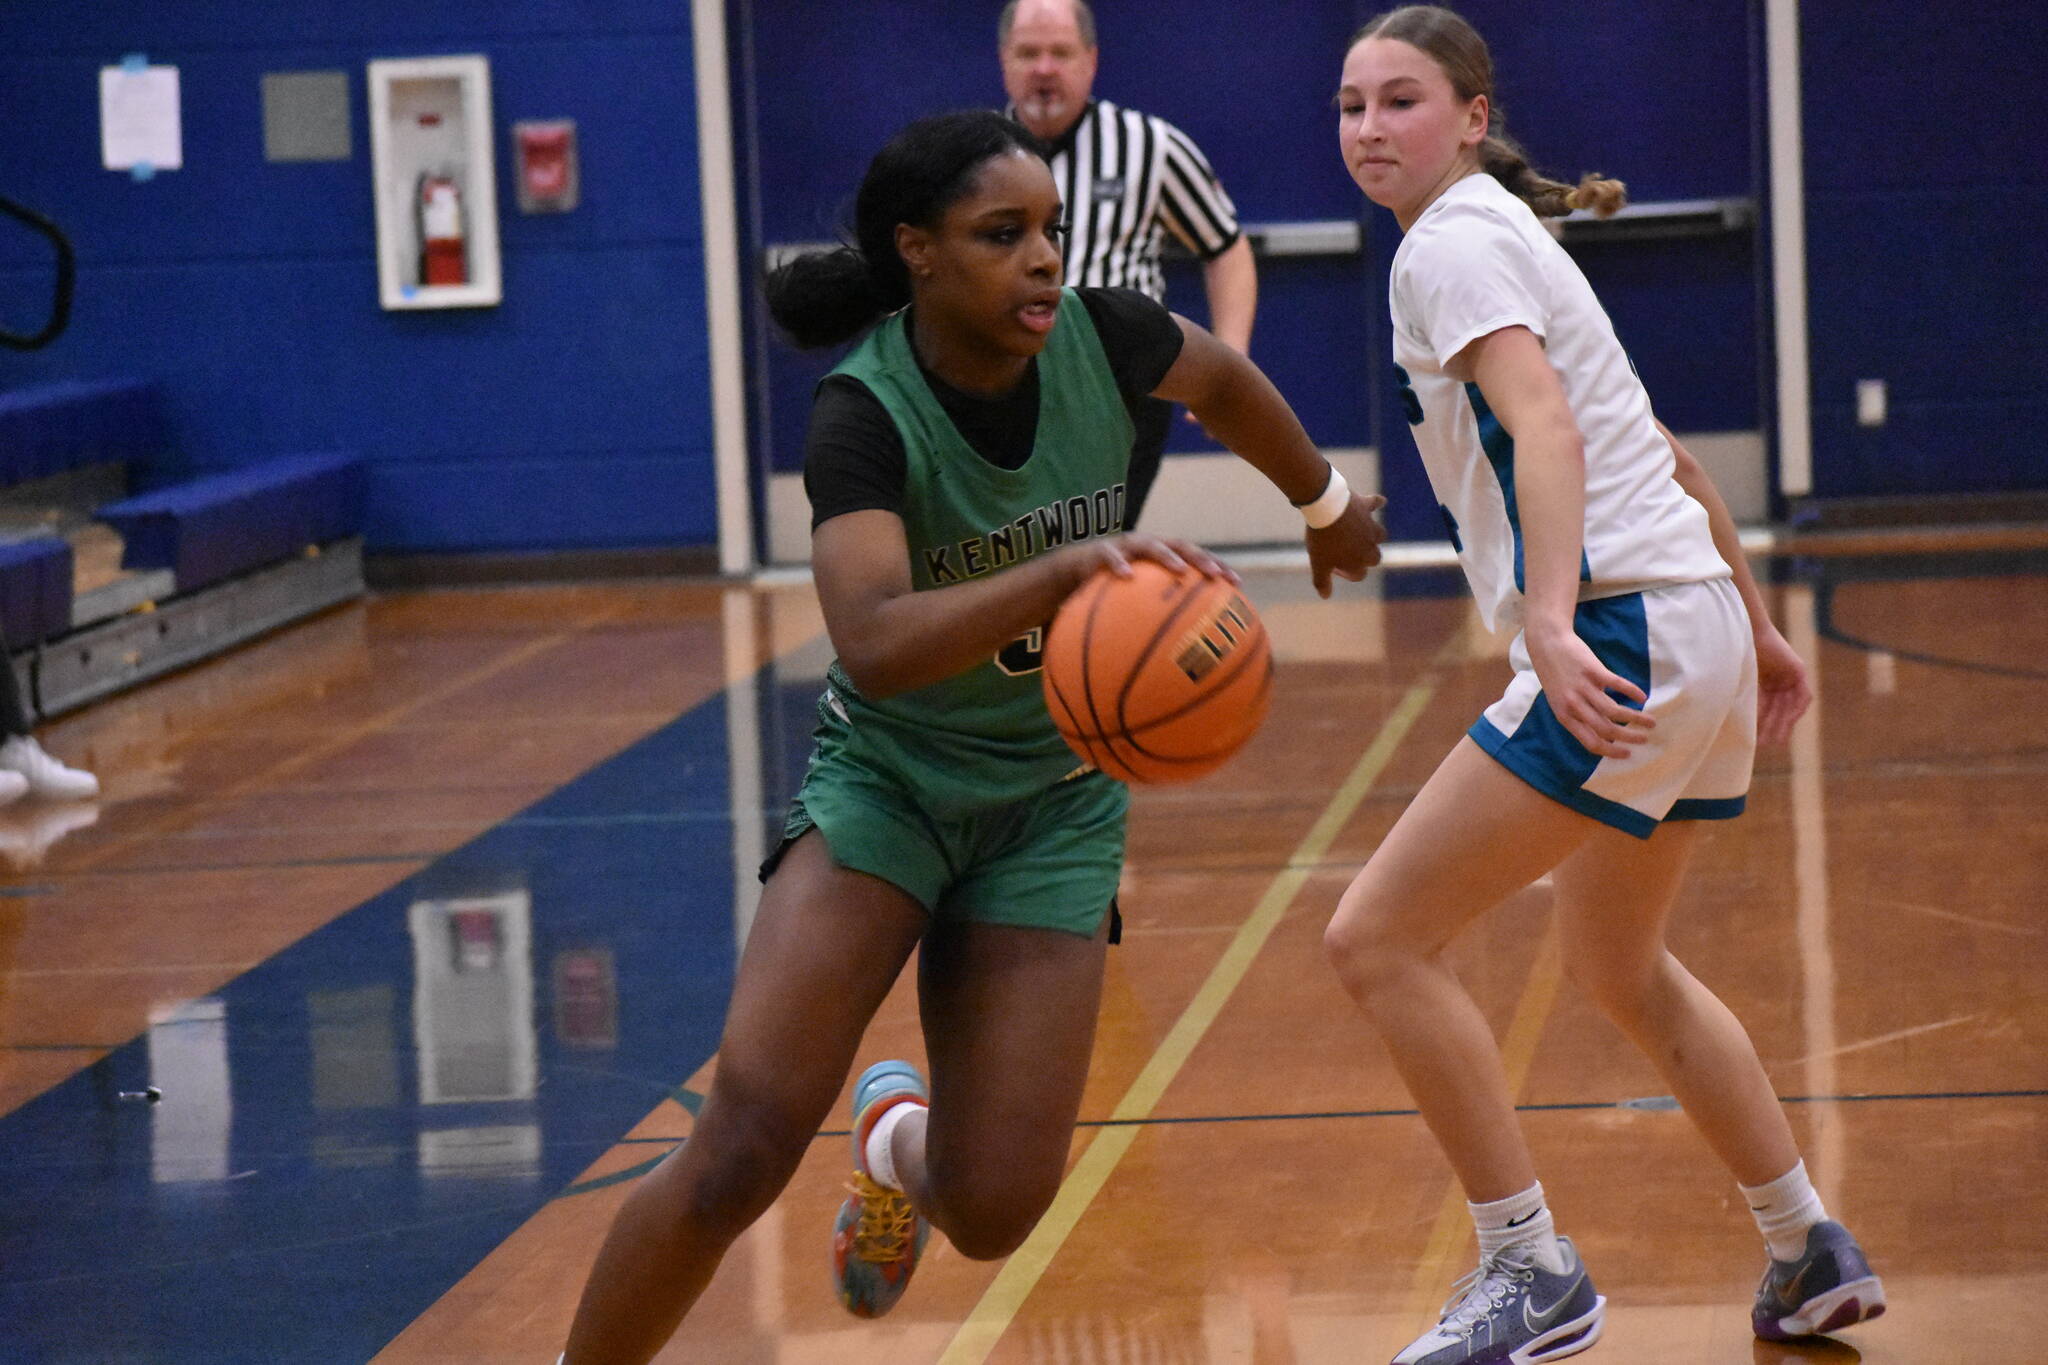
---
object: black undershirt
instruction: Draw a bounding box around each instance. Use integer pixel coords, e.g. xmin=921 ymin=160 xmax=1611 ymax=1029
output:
xmin=802 ymin=286 xmax=1185 ymax=528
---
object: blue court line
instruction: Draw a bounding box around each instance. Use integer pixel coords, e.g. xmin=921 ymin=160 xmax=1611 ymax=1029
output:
xmin=0 ymin=670 xmax=808 ymax=1365
xmin=788 ymin=1085 xmax=2048 ymax=1138
xmin=1814 ymin=573 xmax=2048 ymax=682
xmin=45 ymin=853 xmax=446 ymax=876
xmin=1048 ymin=1087 xmax=2048 ymax=1127
xmin=1820 ymin=620 xmax=2048 ymax=682
xmin=538 ymin=1084 xmax=2048 ymax=1210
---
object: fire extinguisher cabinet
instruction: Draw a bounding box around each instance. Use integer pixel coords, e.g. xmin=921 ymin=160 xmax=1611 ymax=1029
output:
xmin=367 ymin=54 xmax=503 ymax=310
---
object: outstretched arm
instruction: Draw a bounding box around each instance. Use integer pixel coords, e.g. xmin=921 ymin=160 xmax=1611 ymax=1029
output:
xmin=1658 ymin=421 xmax=1812 ymax=744
xmin=1152 ymin=315 xmax=1385 ymax=597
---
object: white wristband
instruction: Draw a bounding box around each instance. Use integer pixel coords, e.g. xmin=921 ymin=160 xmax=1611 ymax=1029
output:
xmin=1294 ymin=466 xmax=1350 ymax=530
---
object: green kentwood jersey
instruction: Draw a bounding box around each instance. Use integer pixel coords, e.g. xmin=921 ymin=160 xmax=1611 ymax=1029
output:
xmin=819 ymin=289 xmax=1133 ymax=816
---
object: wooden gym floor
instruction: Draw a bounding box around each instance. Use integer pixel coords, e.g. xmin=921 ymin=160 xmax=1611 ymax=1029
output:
xmin=0 ymin=543 xmax=2041 ymax=1364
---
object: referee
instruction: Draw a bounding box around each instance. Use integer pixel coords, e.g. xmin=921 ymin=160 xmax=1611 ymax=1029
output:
xmin=999 ymin=0 xmax=1257 ymax=526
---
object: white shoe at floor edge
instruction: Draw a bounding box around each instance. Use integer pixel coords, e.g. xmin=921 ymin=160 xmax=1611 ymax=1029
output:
xmin=0 ymin=735 xmax=99 ymax=800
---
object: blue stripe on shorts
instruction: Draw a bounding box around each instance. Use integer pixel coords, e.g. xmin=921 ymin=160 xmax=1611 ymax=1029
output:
xmin=1468 ymin=592 xmax=1660 ymax=839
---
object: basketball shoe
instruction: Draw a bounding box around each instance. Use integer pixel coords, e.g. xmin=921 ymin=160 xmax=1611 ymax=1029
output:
xmin=832 ymin=1060 xmax=930 ymax=1318
xmin=1752 ymin=1219 xmax=1886 ymax=1341
xmin=1392 ymin=1236 xmax=1604 ymax=1365
xmin=0 ymin=736 xmax=98 ymax=801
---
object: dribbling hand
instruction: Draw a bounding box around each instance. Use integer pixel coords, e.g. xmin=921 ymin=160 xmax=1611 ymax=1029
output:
xmin=1306 ymin=492 xmax=1388 ymax=599
xmin=1075 ymin=533 xmax=1239 ymax=587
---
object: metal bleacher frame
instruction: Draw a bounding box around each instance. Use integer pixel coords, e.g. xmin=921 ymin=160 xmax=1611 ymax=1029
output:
xmin=33 ymin=534 xmax=364 ymax=718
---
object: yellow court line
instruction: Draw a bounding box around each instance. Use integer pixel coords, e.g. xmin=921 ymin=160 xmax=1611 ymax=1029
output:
xmin=1397 ymin=920 xmax=1565 ymax=1337
xmin=937 ymin=678 xmax=1441 ymax=1365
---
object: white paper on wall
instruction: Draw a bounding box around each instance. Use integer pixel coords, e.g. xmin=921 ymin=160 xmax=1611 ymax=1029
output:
xmin=100 ymin=64 xmax=183 ymax=171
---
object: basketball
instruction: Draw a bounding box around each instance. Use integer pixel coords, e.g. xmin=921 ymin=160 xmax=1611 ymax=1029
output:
xmin=1041 ymin=560 xmax=1272 ymax=784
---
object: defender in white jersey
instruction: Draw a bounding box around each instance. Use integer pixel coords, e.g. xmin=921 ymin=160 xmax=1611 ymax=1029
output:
xmin=1321 ymin=10 xmax=1885 ymax=1365
xmin=1393 ymin=168 xmax=1754 ymax=836
xmin=1391 ymin=171 xmax=1728 ymax=637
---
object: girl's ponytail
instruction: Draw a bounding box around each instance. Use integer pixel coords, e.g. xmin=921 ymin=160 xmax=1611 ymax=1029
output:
xmin=764 ymin=246 xmax=903 ymax=351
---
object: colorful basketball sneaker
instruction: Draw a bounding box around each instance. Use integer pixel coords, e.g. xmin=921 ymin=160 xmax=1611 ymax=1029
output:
xmin=831 ymin=1060 xmax=931 ymax=1319
xmin=1391 ymin=1236 xmax=1605 ymax=1365
xmin=1752 ymin=1220 xmax=1886 ymax=1341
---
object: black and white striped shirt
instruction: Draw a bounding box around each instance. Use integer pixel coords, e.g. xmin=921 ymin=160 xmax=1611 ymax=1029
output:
xmin=1019 ymin=98 xmax=1242 ymax=302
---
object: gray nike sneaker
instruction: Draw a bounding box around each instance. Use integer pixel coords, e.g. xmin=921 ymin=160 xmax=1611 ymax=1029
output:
xmin=1752 ymin=1220 xmax=1886 ymax=1341
xmin=1391 ymin=1236 xmax=1605 ymax=1365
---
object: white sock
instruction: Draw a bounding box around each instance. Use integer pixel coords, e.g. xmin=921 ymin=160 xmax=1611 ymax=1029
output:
xmin=1470 ymin=1181 xmax=1567 ymax=1273
xmin=861 ymin=1098 xmax=922 ymax=1192
xmin=1741 ymin=1160 xmax=1828 ymax=1262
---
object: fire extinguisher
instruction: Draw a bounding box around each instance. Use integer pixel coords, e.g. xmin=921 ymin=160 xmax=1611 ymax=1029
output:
xmin=416 ymin=171 xmax=467 ymax=287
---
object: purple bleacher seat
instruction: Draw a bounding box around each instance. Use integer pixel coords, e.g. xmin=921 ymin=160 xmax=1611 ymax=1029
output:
xmin=0 ymin=380 xmax=166 ymax=486
xmin=0 ymin=536 xmax=74 ymax=647
xmin=96 ymin=453 xmax=364 ymax=592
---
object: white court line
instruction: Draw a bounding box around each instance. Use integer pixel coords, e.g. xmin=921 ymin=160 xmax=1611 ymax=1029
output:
xmin=1782 ymin=1012 xmax=1985 ymax=1065
xmin=1874 ymin=897 xmax=2045 ymax=938
xmin=1785 ymin=583 xmax=1844 ymax=1209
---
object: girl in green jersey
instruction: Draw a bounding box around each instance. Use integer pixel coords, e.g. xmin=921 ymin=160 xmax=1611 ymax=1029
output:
xmin=562 ymin=110 xmax=1384 ymax=1363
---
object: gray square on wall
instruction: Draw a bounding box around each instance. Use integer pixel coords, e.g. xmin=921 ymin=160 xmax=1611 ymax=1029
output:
xmin=262 ymin=70 xmax=352 ymax=162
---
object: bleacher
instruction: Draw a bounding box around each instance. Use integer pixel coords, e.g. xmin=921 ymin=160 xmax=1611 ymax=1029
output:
xmin=0 ymin=378 xmax=365 ymax=718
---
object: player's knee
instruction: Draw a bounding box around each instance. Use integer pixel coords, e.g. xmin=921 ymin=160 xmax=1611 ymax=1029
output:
xmin=943 ymin=1191 xmax=1047 ymax=1261
xmin=1565 ymin=954 xmax=1658 ymax=1027
xmin=1323 ymin=902 xmax=1405 ymax=994
xmin=674 ymin=1097 xmax=811 ymax=1238
xmin=926 ymin=1149 xmax=1059 ymax=1260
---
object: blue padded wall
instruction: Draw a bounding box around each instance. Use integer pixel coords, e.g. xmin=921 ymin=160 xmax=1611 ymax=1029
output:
xmin=0 ymin=537 xmax=76 ymax=647
xmin=98 ymin=452 xmax=365 ymax=590
xmin=742 ymin=1 xmax=1762 ymax=542
xmin=0 ymin=4 xmax=716 ymax=552
xmin=6 ymin=2 xmax=2029 ymax=556
xmin=1800 ymin=1 xmax=2048 ymax=500
xmin=0 ymin=380 xmax=167 ymax=484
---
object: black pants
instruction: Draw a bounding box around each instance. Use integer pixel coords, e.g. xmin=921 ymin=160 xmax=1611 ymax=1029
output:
xmin=0 ymin=625 xmax=31 ymax=737
xmin=1124 ymin=395 xmax=1174 ymax=530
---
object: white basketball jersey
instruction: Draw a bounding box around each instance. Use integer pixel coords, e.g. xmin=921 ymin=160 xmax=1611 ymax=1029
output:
xmin=1388 ymin=174 xmax=1727 ymax=634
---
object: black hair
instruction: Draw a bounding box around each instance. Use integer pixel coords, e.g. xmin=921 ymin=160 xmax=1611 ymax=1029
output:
xmin=763 ymin=110 xmax=1047 ymax=349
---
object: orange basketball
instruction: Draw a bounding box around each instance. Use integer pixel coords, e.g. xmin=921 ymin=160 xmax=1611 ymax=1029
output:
xmin=1041 ymin=559 xmax=1272 ymax=784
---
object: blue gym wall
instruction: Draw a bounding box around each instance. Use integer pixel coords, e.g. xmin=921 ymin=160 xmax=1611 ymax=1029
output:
xmin=2 ymin=5 xmax=2040 ymax=558
xmin=0 ymin=3 xmax=716 ymax=553
xmin=742 ymin=0 xmax=1763 ymax=540
xmin=1800 ymin=0 xmax=2048 ymax=501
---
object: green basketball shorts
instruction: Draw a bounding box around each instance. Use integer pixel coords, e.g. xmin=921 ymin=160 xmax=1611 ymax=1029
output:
xmin=762 ymin=730 xmax=1128 ymax=939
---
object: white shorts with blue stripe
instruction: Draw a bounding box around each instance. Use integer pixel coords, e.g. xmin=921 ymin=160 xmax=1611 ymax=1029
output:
xmin=1470 ymin=576 xmax=1756 ymax=839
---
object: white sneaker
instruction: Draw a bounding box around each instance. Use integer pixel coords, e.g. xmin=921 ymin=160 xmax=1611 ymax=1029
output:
xmin=0 ymin=735 xmax=100 ymax=801
xmin=1391 ymin=1237 xmax=1605 ymax=1364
